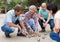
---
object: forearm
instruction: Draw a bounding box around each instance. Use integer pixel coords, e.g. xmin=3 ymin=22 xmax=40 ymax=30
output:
xmin=39 ymin=17 xmax=45 ymax=22
xmin=38 ymin=14 xmax=45 ymax=22
xmin=54 ymin=18 xmax=60 ymax=33
xmin=19 ymin=20 xmax=26 ymax=29
xmin=46 ymin=14 xmax=51 ymax=23
xmin=8 ymin=22 xmax=20 ymax=28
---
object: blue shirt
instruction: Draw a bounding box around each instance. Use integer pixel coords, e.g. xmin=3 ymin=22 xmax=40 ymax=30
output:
xmin=2 ymin=9 xmax=23 ymax=26
xmin=39 ymin=9 xmax=53 ymax=19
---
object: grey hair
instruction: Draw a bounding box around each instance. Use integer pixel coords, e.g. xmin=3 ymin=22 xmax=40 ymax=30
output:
xmin=29 ymin=5 xmax=37 ymax=11
xmin=41 ymin=3 xmax=46 ymax=6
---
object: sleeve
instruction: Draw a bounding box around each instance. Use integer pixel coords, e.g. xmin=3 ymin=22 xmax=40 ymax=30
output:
xmin=34 ymin=14 xmax=38 ymax=28
xmin=54 ymin=18 xmax=60 ymax=29
xmin=54 ymin=11 xmax=60 ymax=19
xmin=39 ymin=9 xmax=42 ymax=15
xmin=24 ymin=14 xmax=31 ymax=28
xmin=6 ymin=12 xmax=12 ymax=23
xmin=18 ymin=16 xmax=24 ymax=21
xmin=54 ymin=11 xmax=60 ymax=29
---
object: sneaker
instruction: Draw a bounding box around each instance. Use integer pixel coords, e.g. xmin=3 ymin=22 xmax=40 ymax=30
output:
xmin=5 ymin=32 xmax=11 ymax=38
xmin=17 ymin=33 xmax=26 ymax=37
xmin=39 ymin=29 xmax=46 ymax=32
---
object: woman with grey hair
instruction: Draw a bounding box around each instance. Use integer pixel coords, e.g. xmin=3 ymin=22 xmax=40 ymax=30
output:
xmin=24 ymin=5 xmax=39 ymax=36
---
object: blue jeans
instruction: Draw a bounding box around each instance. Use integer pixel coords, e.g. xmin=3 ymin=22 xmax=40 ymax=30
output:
xmin=50 ymin=32 xmax=60 ymax=42
xmin=38 ymin=19 xmax=54 ymax=30
xmin=1 ymin=24 xmax=15 ymax=35
xmin=1 ymin=20 xmax=20 ymax=35
xmin=28 ymin=18 xmax=37 ymax=31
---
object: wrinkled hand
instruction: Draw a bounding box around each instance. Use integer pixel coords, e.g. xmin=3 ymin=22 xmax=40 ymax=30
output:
xmin=17 ymin=25 xmax=21 ymax=31
xmin=22 ymin=29 xmax=28 ymax=36
xmin=53 ymin=28 xmax=59 ymax=33
xmin=43 ymin=22 xmax=47 ymax=27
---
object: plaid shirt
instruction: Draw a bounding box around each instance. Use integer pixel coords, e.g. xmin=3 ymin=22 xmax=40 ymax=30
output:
xmin=24 ymin=11 xmax=38 ymax=28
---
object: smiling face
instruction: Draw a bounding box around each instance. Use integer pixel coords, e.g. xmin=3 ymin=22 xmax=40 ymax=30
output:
xmin=42 ymin=5 xmax=46 ymax=10
xmin=29 ymin=9 xmax=36 ymax=15
xmin=29 ymin=5 xmax=37 ymax=15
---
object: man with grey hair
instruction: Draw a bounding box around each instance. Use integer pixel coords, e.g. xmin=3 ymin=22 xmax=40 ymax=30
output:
xmin=24 ymin=5 xmax=38 ymax=35
xmin=38 ymin=3 xmax=54 ymax=32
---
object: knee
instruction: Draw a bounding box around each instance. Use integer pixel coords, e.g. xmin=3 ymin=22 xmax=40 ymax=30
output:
xmin=1 ymin=25 xmax=5 ymax=32
xmin=50 ymin=32 xmax=56 ymax=40
xmin=1 ymin=25 xmax=15 ymax=33
xmin=50 ymin=23 xmax=54 ymax=28
xmin=10 ymin=30 xmax=14 ymax=33
xmin=9 ymin=27 xmax=15 ymax=33
xmin=50 ymin=20 xmax=54 ymax=27
xmin=29 ymin=19 xmax=34 ymax=22
xmin=28 ymin=19 xmax=34 ymax=24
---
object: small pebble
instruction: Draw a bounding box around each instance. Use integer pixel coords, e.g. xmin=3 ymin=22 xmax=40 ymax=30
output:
xmin=38 ymin=38 xmax=40 ymax=42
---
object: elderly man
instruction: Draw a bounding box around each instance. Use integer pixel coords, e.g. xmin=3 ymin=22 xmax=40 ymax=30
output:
xmin=24 ymin=5 xmax=38 ymax=35
xmin=38 ymin=3 xmax=54 ymax=32
xmin=1 ymin=4 xmax=28 ymax=38
xmin=50 ymin=11 xmax=60 ymax=42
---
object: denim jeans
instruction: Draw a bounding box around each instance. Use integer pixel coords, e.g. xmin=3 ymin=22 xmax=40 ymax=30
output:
xmin=38 ymin=19 xmax=54 ymax=30
xmin=28 ymin=18 xmax=37 ymax=31
xmin=1 ymin=24 xmax=15 ymax=35
xmin=1 ymin=20 xmax=20 ymax=35
xmin=50 ymin=32 xmax=60 ymax=42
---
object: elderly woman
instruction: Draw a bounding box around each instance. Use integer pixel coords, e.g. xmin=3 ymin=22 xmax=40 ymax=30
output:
xmin=24 ymin=5 xmax=38 ymax=35
xmin=47 ymin=3 xmax=59 ymax=42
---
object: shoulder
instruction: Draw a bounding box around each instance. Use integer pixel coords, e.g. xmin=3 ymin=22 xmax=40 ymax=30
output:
xmin=25 ymin=11 xmax=29 ymax=16
xmin=7 ymin=9 xmax=14 ymax=14
xmin=6 ymin=9 xmax=14 ymax=16
xmin=39 ymin=9 xmax=42 ymax=14
xmin=54 ymin=10 xmax=60 ymax=19
xmin=46 ymin=9 xmax=48 ymax=12
xmin=39 ymin=8 xmax=42 ymax=12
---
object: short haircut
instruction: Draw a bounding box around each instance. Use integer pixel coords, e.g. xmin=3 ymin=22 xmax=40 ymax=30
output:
xmin=41 ymin=3 xmax=46 ymax=6
xmin=29 ymin=5 xmax=37 ymax=12
xmin=47 ymin=3 xmax=58 ymax=14
xmin=14 ymin=4 xmax=23 ymax=11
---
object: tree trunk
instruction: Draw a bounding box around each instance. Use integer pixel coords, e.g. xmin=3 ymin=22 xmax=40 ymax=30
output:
xmin=4 ymin=0 xmax=7 ymax=13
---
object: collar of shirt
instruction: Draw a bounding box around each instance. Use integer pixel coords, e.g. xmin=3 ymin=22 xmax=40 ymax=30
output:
xmin=28 ymin=11 xmax=37 ymax=18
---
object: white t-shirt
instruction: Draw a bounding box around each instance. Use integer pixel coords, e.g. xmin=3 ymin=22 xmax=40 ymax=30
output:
xmin=54 ymin=10 xmax=60 ymax=19
xmin=54 ymin=10 xmax=60 ymax=29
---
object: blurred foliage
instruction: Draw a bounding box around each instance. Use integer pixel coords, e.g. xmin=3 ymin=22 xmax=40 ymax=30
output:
xmin=0 ymin=0 xmax=60 ymax=13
